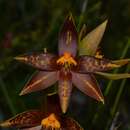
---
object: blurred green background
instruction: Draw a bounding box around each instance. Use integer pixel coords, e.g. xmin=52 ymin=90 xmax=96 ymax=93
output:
xmin=0 ymin=0 xmax=130 ymax=130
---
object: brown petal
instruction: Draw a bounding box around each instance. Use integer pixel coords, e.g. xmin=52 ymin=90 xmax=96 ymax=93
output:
xmin=0 ymin=110 xmax=43 ymax=129
xmin=20 ymin=71 xmax=58 ymax=95
xmin=14 ymin=53 xmax=58 ymax=71
xmin=58 ymin=13 xmax=78 ymax=57
xmin=58 ymin=70 xmax=73 ymax=113
xmin=74 ymin=56 xmax=121 ymax=73
xmin=61 ymin=117 xmax=84 ymax=130
xmin=72 ymin=72 xmax=104 ymax=103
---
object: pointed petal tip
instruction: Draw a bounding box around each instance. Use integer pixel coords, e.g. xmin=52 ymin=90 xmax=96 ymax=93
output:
xmin=61 ymin=100 xmax=69 ymax=114
xmin=14 ymin=56 xmax=27 ymax=62
xmin=98 ymin=95 xmax=105 ymax=104
xmin=112 ymin=59 xmax=130 ymax=66
xmin=19 ymin=92 xmax=23 ymax=96
xmin=19 ymin=85 xmax=32 ymax=96
xmin=68 ymin=12 xmax=73 ymax=18
xmin=97 ymin=19 xmax=108 ymax=31
xmin=19 ymin=90 xmax=26 ymax=96
xmin=61 ymin=100 xmax=68 ymax=114
xmin=100 ymin=98 xmax=105 ymax=104
xmin=66 ymin=12 xmax=74 ymax=23
xmin=110 ymin=63 xmax=121 ymax=68
xmin=104 ymin=19 xmax=108 ymax=25
xmin=62 ymin=107 xmax=67 ymax=114
xmin=101 ymin=19 xmax=108 ymax=28
xmin=0 ymin=120 xmax=10 ymax=127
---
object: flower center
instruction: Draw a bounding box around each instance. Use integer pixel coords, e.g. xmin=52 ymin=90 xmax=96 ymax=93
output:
xmin=57 ymin=52 xmax=77 ymax=67
xmin=41 ymin=113 xmax=61 ymax=129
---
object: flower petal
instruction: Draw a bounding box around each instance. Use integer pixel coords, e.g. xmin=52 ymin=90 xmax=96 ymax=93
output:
xmin=96 ymin=72 xmax=130 ymax=80
xmin=79 ymin=20 xmax=108 ymax=56
xmin=58 ymin=13 xmax=78 ymax=57
xmin=72 ymin=72 xmax=104 ymax=103
xmin=112 ymin=59 xmax=130 ymax=66
xmin=0 ymin=110 xmax=43 ymax=129
xmin=20 ymin=71 xmax=58 ymax=95
xmin=58 ymin=70 xmax=73 ymax=113
xmin=61 ymin=117 xmax=84 ymax=130
xmin=15 ymin=53 xmax=58 ymax=71
xmin=74 ymin=56 xmax=121 ymax=73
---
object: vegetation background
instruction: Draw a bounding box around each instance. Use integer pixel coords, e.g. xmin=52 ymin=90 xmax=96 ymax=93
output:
xmin=0 ymin=0 xmax=130 ymax=130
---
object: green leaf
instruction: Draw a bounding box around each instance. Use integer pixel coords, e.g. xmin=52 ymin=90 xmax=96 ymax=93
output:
xmin=79 ymin=24 xmax=87 ymax=41
xmin=79 ymin=20 xmax=108 ymax=56
xmin=112 ymin=59 xmax=130 ymax=66
xmin=96 ymin=72 xmax=130 ymax=80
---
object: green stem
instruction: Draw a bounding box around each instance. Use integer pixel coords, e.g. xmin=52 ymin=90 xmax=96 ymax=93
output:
xmin=77 ymin=0 xmax=88 ymax=32
xmin=0 ymin=77 xmax=17 ymax=115
xmin=104 ymin=40 xmax=130 ymax=96
xmin=111 ymin=67 xmax=129 ymax=116
xmin=105 ymin=65 xmax=130 ymax=130
xmin=92 ymin=39 xmax=130 ymax=125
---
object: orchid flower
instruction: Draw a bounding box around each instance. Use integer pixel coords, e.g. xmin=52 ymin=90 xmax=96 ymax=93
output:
xmin=14 ymin=13 xmax=130 ymax=113
xmin=0 ymin=95 xmax=83 ymax=130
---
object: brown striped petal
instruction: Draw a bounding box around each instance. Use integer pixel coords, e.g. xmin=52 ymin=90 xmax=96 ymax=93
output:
xmin=58 ymin=70 xmax=73 ymax=113
xmin=0 ymin=110 xmax=43 ymax=129
xmin=74 ymin=56 xmax=121 ymax=73
xmin=72 ymin=72 xmax=104 ymax=103
xmin=61 ymin=117 xmax=84 ymax=130
xmin=20 ymin=71 xmax=58 ymax=95
xmin=58 ymin=13 xmax=78 ymax=57
xmin=23 ymin=117 xmax=84 ymax=130
xmin=15 ymin=53 xmax=58 ymax=71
